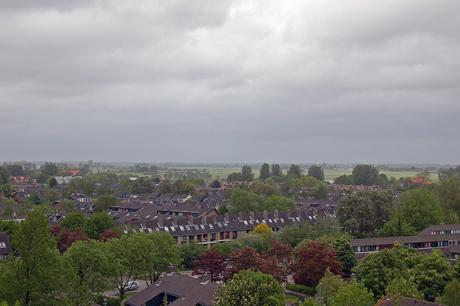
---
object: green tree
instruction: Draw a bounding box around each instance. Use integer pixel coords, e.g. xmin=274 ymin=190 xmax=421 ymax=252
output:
xmin=213 ymin=270 xmax=285 ymax=306
xmin=443 ymin=279 xmax=460 ymax=306
xmin=271 ymin=164 xmax=283 ymax=177
xmin=0 ymin=184 xmax=13 ymax=198
xmin=263 ymin=195 xmax=296 ymax=212
xmin=218 ymin=204 xmax=229 ymax=215
xmin=83 ymin=212 xmax=115 ymax=240
xmin=105 ymin=235 xmax=139 ymax=301
xmin=413 ymin=249 xmax=453 ymax=301
xmin=337 ymin=190 xmax=393 ymax=237
xmin=41 ymin=162 xmax=59 ymax=176
xmin=312 ymin=182 xmax=330 ymax=200
xmin=49 ymin=177 xmax=58 ymax=188
xmin=229 ymin=189 xmax=263 ymax=214
xmin=308 ymin=165 xmax=324 ymax=181
xmin=180 ymin=240 xmax=206 ymax=269
xmin=6 ymin=164 xmax=24 ymax=176
xmin=396 ymin=188 xmax=444 ymax=232
xmin=287 ymin=164 xmax=302 ymax=179
xmin=63 ymin=240 xmax=112 ymax=305
xmin=242 ymin=165 xmax=254 ymax=182
xmin=334 ymin=174 xmax=353 ymax=185
xmin=332 ymin=236 xmax=357 ymax=279
xmin=29 ymin=192 xmax=42 ymax=205
xmin=315 ymin=269 xmax=349 ymax=305
xmin=130 ymin=176 xmax=156 ymax=194
xmin=385 ymin=276 xmax=424 ymax=300
xmin=0 ymin=208 xmax=62 ymax=305
xmin=159 ymin=180 xmax=172 ymax=194
xmin=259 ymin=163 xmax=271 ymax=180
xmin=211 ymin=179 xmax=222 ymax=188
xmin=0 ymin=166 xmax=11 ymax=185
xmin=60 ymin=212 xmax=87 ymax=232
xmin=43 ymin=189 xmax=61 ymax=205
xmin=329 ymin=281 xmax=374 ymax=306
xmin=133 ymin=231 xmax=182 ymax=285
xmin=94 ymin=194 xmax=117 ymax=212
xmin=354 ymin=244 xmax=418 ymax=299
xmin=352 ymin=164 xmax=379 ymax=186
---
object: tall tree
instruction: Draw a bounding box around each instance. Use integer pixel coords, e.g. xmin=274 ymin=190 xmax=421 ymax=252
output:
xmin=271 ymin=164 xmax=283 ymax=177
xmin=132 ymin=232 xmax=182 ymax=285
xmin=259 ymin=163 xmax=271 ymax=180
xmin=336 ymin=190 xmax=393 ymax=237
xmin=0 ymin=166 xmax=11 ymax=185
xmin=287 ymin=164 xmax=302 ymax=179
xmin=241 ymin=165 xmax=254 ymax=182
xmin=352 ymin=164 xmax=379 ymax=186
xmin=130 ymin=176 xmax=156 ymax=194
xmin=0 ymin=208 xmax=62 ymax=305
xmin=332 ymin=236 xmax=357 ymax=279
xmin=308 ymin=165 xmax=324 ymax=181
xmin=63 ymin=240 xmax=112 ymax=305
xmin=396 ymin=188 xmax=444 ymax=232
xmin=442 ymin=279 xmax=460 ymax=306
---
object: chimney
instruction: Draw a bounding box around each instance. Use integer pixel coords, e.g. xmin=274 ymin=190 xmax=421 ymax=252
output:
xmin=167 ymin=265 xmax=176 ymax=274
xmin=287 ymin=210 xmax=291 ymax=218
xmin=201 ymin=274 xmax=212 ymax=283
xmin=250 ymin=212 xmax=254 ymax=220
xmin=274 ymin=210 xmax=279 ymax=219
xmin=224 ymin=213 xmax=229 ymax=223
xmin=141 ymin=218 xmax=146 ymax=228
xmin=173 ymin=216 xmax=178 ymax=226
xmin=158 ymin=217 xmax=163 ymax=228
xmin=202 ymin=215 xmax=207 ymax=224
xmin=189 ymin=215 xmax=193 ymax=225
xmin=263 ymin=210 xmax=268 ymax=220
xmin=238 ymin=212 xmax=243 ymax=220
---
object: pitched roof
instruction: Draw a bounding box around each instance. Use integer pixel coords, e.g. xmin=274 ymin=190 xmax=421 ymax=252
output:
xmin=124 ymin=273 xmax=217 ymax=306
xmin=0 ymin=232 xmax=13 ymax=257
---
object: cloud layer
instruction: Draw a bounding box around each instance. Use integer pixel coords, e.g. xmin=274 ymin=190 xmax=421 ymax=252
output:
xmin=1 ymin=0 xmax=459 ymax=164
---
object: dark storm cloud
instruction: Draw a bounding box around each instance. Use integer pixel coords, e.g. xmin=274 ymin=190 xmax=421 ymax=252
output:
xmin=0 ymin=0 xmax=459 ymax=164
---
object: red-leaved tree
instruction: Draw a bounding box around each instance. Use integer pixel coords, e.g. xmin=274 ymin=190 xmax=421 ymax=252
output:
xmin=259 ymin=239 xmax=294 ymax=284
xmin=222 ymin=247 xmax=261 ymax=282
xmin=99 ymin=229 xmax=121 ymax=242
xmin=51 ymin=224 xmax=89 ymax=254
xmin=192 ymin=249 xmax=227 ymax=282
xmin=291 ymin=240 xmax=343 ymax=287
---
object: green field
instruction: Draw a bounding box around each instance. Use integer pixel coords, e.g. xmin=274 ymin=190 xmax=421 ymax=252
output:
xmin=94 ymin=166 xmax=437 ymax=182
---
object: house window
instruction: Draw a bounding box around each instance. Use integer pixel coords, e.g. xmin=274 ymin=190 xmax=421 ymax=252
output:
xmin=0 ymin=242 xmax=6 ymax=248
xmin=181 ymin=236 xmax=187 ymax=244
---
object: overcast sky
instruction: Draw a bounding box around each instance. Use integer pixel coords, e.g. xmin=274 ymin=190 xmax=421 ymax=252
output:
xmin=1 ymin=0 xmax=459 ymax=165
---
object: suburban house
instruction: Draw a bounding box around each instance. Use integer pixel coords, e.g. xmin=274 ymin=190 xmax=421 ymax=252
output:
xmin=0 ymin=232 xmax=13 ymax=260
xmin=9 ymin=176 xmax=32 ymax=184
xmin=351 ymin=224 xmax=460 ymax=260
xmin=124 ymin=271 xmax=217 ymax=306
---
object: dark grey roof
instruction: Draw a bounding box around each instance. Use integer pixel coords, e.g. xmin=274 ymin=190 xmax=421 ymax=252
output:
xmin=0 ymin=232 xmax=13 ymax=257
xmin=124 ymin=273 xmax=217 ymax=306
